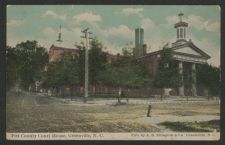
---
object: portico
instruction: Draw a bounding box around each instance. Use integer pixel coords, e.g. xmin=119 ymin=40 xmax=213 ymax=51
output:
xmin=171 ymin=13 xmax=210 ymax=96
xmin=174 ymin=52 xmax=208 ymax=96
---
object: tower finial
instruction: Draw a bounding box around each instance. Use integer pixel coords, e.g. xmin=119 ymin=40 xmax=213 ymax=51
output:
xmin=57 ymin=25 xmax=63 ymax=42
xmin=178 ymin=12 xmax=184 ymax=22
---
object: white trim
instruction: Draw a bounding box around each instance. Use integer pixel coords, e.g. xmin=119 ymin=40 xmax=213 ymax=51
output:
xmin=173 ymin=54 xmax=207 ymax=64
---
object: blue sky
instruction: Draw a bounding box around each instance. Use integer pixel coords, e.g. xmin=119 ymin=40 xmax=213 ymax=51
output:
xmin=7 ymin=5 xmax=220 ymax=66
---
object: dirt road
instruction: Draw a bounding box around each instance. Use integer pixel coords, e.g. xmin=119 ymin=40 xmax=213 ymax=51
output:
xmin=6 ymin=91 xmax=220 ymax=132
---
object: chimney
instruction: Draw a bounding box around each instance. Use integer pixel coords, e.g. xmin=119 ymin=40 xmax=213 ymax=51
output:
xmin=143 ymin=44 xmax=147 ymax=55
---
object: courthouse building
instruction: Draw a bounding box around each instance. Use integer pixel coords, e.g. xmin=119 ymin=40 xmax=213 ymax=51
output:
xmin=135 ymin=13 xmax=211 ymax=96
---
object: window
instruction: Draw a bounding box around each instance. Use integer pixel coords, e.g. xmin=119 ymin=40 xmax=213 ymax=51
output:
xmin=164 ymin=63 xmax=169 ymax=68
xmin=180 ymin=28 xmax=183 ymax=38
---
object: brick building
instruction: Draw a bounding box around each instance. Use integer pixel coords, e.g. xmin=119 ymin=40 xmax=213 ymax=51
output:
xmin=48 ymin=44 xmax=118 ymax=64
xmin=49 ymin=45 xmax=80 ymax=62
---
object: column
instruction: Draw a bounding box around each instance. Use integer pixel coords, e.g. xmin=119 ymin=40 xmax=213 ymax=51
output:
xmin=192 ymin=63 xmax=197 ymax=96
xmin=178 ymin=61 xmax=184 ymax=96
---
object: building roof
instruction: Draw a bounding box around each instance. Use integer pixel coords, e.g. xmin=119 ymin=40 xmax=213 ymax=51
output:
xmin=49 ymin=44 xmax=79 ymax=52
xmin=172 ymin=41 xmax=211 ymax=59
xmin=138 ymin=40 xmax=211 ymax=61
xmin=174 ymin=21 xmax=188 ymax=28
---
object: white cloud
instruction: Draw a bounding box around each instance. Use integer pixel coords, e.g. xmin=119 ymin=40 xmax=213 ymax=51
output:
xmin=73 ymin=12 xmax=102 ymax=24
xmin=42 ymin=27 xmax=55 ymax=36
xmin=140 ymin=18 xmax=155 ymax=30
xmin=166 ymin=15 xmax=178 ymax=25
xmin=187 ymin=15 xmax=220 ymax=33
xmin=121 ymin=8 xmax=144 ymax=17
xmin=103 ymin=25 xmax=133 ymax=39
xmin=43 ymin=10 xmax=67 ymax=21
xmin=7 ymin=19 xmax=24 ymax=27
xmin=204 ymin=21 xmax=220 ymax=32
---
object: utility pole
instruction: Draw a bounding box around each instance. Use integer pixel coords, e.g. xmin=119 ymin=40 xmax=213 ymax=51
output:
xmin=81 ymin=28 xmax=92 ymax=102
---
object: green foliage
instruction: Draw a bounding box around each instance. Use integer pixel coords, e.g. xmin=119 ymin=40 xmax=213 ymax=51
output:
xmin=7 ymin=38 xmax=151 ymax=93
xmin=197 ymin=64 xmax=220 ymax=96
xmin=98 ymin=54 xmax=150 ymax=88
xmin=76 ymin=42 xmax=85 ymax=85
xmin=89 ymin=38 xmax=107 ymax=85
xmin=42 ymin=54 xmax=79 ymax=88
xmin=153 ymin=47 xmax=182 ymax=88
xmin=76 ymin=38 xmax=107 ymax=86
xmin=6 ymin=40 xmax=49 ymax=90
xmin=6 ymin=46 xmax=20 ymax=90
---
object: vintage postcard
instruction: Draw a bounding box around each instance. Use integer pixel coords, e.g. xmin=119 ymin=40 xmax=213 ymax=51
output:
xmin=6 ymin=5 xmax=220 ymax=140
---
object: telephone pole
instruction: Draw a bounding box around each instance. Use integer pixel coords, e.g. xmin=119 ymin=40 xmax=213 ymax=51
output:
xmin=81 ymin=28 xmax=92 ymax=102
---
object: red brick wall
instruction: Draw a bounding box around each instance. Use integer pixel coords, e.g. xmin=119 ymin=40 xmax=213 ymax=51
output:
xmin=49 ymin=47 xmax=79 ymax=62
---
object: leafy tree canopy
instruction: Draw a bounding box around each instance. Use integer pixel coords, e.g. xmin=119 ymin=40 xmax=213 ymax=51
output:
xmin=42 ymin=54 xmax=79 ymax=89
xmin=6 ymin=40 xmax=49 ymax=90
xmin=153 ymin=47 xmax=182 ymax=88
xmin=197 ymin=64 xmax=220 ymax=96
xmin=97 ymin=49 xmax=150 ymax=88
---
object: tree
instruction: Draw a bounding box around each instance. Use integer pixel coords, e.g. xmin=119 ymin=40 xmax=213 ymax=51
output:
xmin=6 ymin=41 xmax=49 ymax=91
xmin=89 ymin=38 xmax=107 ymax=85
xmin=16 ymin=40 xmax=49 ymax=90
xmin=153 ymin=47 xmax=182 ymax=95
xmin=42 ymin=53 xmax=79 ymax=96
xmin=76 ymin=38 xmax=107 ymax=86
xmin=98 ymin=50 xmax=149 ymax=89
xmin=76 ymin=42 xmax=85 ymax=85
xmin=6 ymin=46 xmax=20 ymax=90
xmin=197 ymin=64 xmax=220 ymax=97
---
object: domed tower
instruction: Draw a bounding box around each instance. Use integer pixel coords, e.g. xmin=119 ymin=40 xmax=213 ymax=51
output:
xmin=173 ymin=13 xmax=188 ymax=46
xmin=56 ymin=25 xmax=63 ymax=46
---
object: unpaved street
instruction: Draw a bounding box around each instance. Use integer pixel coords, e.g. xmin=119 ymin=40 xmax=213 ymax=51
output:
xmin=6 ymin=91 xmax=220 ymax=132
